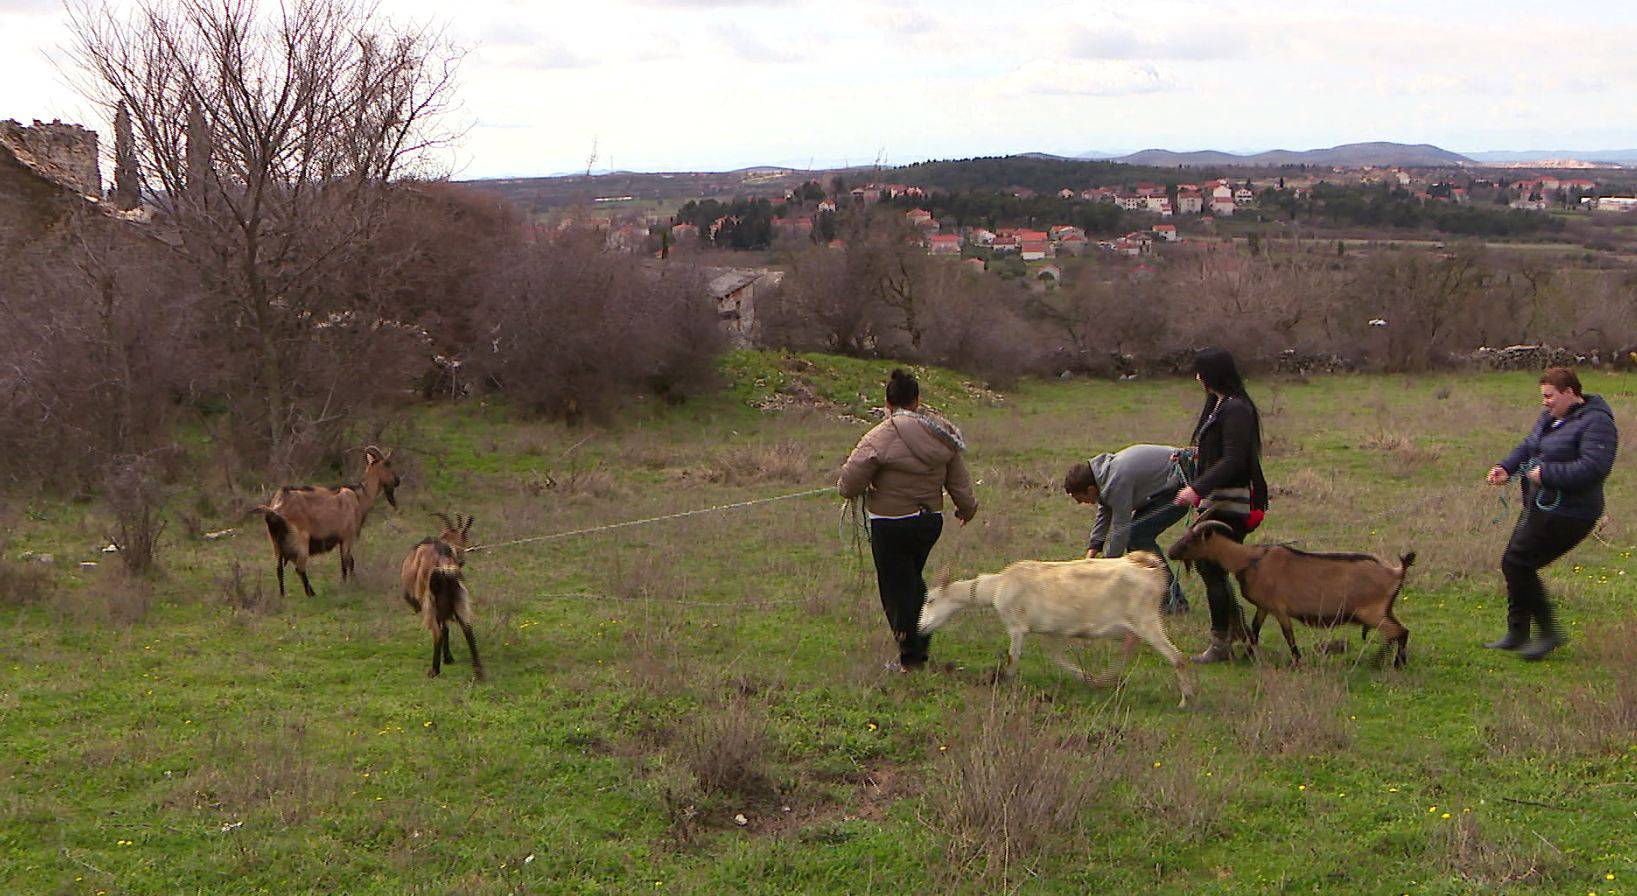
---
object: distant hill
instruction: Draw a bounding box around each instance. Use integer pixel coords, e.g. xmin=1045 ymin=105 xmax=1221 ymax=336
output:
xmin=1463 ymin=150 xmax=1637 ymax=165
xmin=1106 ymin=142 xmax=1472 ymax=167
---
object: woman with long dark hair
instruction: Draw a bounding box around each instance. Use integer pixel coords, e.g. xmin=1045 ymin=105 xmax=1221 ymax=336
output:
xmin=839 ymin=370 xmax=979 ymax=672
xmin=1173 ymin=348 xmax=1268 ymax=663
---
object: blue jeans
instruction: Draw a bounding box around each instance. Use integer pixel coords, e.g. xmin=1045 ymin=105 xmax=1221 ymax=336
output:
xmin=1116 ymin=501 xmax=1190 ymax=612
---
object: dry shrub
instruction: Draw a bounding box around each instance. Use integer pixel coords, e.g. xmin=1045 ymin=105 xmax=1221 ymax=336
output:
xmin=609 ymin=550 xmax=686 ymax=602
xmin=1128 ymin=756 xmax=1237 ymax=844
xmin=53 ymin=566 xmax=153 ymax=626
xmin=470 ymin=230 xmax=725 ymax=421
xmin=622 ymin=604 xmax=694 ymax=697
xmin=1232 ymin=667 xmax=1352 ymax=755
xmin=1274 ymin=467 xmax=1340 ymax=505
xmin=1361 ymin=430 xmax=1442 ymax=471
xmin=1487 ymin=620 xmax=1636 ymax=755
xmin=103 ymin=453 xmax=170 ymax=574
xmin=690 ymin=440 xmax=809 ymax=485
xmin=1435 ymin=812 xmax=1560 ymax=887
xmin=676 ymin=695 xmax=777 ymax=802
xmin=0 ymin=550 xmax=51 ymax=607
xmin=218 ymin=560 xmax=281 ymax=616
xmin=928 ymin=691 xmax=1096 ymax=884
xmin=181 ymin=718 xmax=341 ymax=824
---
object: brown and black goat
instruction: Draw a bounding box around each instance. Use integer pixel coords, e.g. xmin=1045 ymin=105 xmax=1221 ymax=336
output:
xmin=1167 ymin=520 xmax=1414 ymax=667
xmin=252 ymin=446 xmax=400 ymax=597
xmin=400 ymin=513 xmax=483 ymax=680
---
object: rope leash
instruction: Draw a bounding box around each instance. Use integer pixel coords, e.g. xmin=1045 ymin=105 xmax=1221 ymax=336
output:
xmin=467 ymin=486 xmax=836 ymax=554
xmin=519 ymin=592 xmax=810 ymax=608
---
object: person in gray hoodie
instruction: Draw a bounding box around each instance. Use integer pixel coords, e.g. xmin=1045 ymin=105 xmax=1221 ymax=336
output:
xmin=1063 ymin=444 xmax=1192 ymax=613
xmin=1485 ymin=367 xmax=1618 ymax=660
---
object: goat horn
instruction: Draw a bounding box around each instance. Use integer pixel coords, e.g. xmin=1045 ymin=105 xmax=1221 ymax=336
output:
xmin=433 ymin=512 xmax=456 ymax=531
xmin=463 ymin=515 xmax=475 ymax=534
xmin=363 ymin=445 xmax=384 ymax=462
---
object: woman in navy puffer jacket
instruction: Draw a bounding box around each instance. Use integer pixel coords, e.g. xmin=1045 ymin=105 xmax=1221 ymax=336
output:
xmin=1485 ymin=367 xmax=1618 ymax=660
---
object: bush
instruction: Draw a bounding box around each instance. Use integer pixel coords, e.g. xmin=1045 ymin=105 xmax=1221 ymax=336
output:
xmin=470 ymin=229 xmax=725 ymax=420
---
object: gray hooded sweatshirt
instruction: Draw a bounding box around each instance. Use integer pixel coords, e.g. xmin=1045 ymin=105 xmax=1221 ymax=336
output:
xmin=1087 ymin=443 xmax=1186 ymax=556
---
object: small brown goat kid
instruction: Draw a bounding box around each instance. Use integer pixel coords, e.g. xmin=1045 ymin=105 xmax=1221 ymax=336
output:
xmin=252 ymin=446 xmax=400 ymax=597
xmin=1167 ymin=520 xmax=1414 ymax=667
xmin=400 ymin=513 xmax=483 ymax=680
xmin=918 ymin=552 xmax=1195 ymax=708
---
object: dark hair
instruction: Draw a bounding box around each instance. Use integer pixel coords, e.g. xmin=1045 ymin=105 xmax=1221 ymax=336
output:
xmin=1192 ymin=347 xmax=1261 ymax=444
xmin=1540 ymin=367 xmax=1583 ymax=396
xmin=885 ymin=368 xmax=919 ymax=408
xmin=1063 ymin=462 xmax=1097 ymax=495
xmin=1193 ymin=347 xmax=1248 ymax=399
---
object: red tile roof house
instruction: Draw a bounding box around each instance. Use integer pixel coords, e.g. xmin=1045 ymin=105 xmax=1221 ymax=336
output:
xmin=991 ymin=235 xmax=1021 ymax=253
xmin=1152 ymin=223 xmax=1179 ymax=242
xmin=1020 ymin=239 xmax=1049 ymax=260
xmin=1049 ymin=225 xmax=1084 ymax=241
xmin=906 ymin=208 xmax=934 ymax=223
xmin=1209 ymin=196 xmax=1236 ymax=216
xmin=1176 ymin=190 xmax=1203 ymax=214
xmin=1056 ymin=232 xmax=1090 ymax=254
xmin=928 ymin=233 xmax=963 ymax=255
xmin=1016 ymin=229 xmax=1049 ymax=243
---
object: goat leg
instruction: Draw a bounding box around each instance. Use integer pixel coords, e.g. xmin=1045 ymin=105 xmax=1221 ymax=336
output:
xmin=428 ymin=625 xmax=445 ymax=677
xmin=276 ymin=559 xmax=287 ymax=598
xmin=443 ymin=630 xmax=455 ymax=664
xmin=1277 ymin=613 xmax=1301 ymax=664
xmin=1246 ymin=608 xmax=1267 ymax=659
xmin=297 ymin=567 xmax=316 ymax=597
xmin=459 ymin=619 xmax=485 ymax=681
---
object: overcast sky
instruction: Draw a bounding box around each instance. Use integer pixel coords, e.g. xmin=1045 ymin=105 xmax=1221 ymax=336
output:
xmin=3 ymin=0 xmax=1635 ymax=178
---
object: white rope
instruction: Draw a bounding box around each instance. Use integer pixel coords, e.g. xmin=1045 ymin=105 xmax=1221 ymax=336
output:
xmin=521 ymin=591 xmax=810 ymax=608
xmin=467 ymin=485 xmax=836 ymax=553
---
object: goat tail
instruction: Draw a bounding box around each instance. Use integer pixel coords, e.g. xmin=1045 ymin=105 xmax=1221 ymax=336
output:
xmin=429 ymin=566 xmax=469 ymax=615
xmin=1385 ymin=551 xmax=1417 ymax=613
xmin=256 ymin=507 xmax=301 ymax=558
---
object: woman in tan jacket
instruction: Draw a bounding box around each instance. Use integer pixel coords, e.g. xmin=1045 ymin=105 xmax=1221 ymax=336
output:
xmin=838 ymin=370 xmax=978 ymax=671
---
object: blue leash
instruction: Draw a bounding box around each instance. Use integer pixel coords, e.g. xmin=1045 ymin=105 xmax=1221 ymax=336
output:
xmin=1493 ymin=459 xmax=1561 ymax=525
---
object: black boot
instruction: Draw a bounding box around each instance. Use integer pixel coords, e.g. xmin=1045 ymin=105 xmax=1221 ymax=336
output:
xmin=1518 ymin=608 xmax=1565 ymax=661
xmin=1484 ymin=624 xmax=1529 ymax=651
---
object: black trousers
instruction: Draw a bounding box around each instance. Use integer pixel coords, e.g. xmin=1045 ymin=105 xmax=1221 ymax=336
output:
xmin=1501 ymin=509 xmax=1595 ymax=634
xmin=1195 ymin=513 xmax=1250 ymax=637
xmin=868 ymin=512 xmax=944 ymax=666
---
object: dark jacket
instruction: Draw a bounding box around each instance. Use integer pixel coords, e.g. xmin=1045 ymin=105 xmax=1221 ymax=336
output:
xmin=1190 ymin=395 xmax=1268 ymax=512
xmin=1498 ymin=394 xmax=1618 ymax=521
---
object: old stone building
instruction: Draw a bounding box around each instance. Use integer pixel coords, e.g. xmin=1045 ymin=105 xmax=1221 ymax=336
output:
xmin=0 ymin=118 xmax=104 ymax=234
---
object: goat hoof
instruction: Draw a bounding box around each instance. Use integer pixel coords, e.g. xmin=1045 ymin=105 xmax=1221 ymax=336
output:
xmin=426 ymin=667 xmax=440 ymax=678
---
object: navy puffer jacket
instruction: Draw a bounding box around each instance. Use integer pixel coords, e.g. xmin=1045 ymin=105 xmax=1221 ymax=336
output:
xmin=1497 ymin=394 xmax=1618 ymax=521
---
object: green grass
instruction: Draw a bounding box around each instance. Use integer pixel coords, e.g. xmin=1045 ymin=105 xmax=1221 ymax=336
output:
xmin=3 ymin=355 xmax=1634 ymax=894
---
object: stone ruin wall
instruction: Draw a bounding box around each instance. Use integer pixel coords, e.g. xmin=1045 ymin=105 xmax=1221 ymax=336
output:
xmin=0 ymin=119 xmax=101 ymax=199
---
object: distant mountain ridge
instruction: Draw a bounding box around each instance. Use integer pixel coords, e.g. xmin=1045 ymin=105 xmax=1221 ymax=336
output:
xmin=1093 ymin=142 xmax=1472 ymax=167
xmin=1462 ymin=149 xmax=1637 ymax=165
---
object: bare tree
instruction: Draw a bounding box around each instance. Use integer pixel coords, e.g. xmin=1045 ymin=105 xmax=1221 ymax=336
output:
xmin=65 ymin=0 xmax=461 ymax=458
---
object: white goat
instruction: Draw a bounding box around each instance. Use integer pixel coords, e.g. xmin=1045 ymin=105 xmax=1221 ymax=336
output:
xmin=918 ymin=552 xmax=1195 ymax=708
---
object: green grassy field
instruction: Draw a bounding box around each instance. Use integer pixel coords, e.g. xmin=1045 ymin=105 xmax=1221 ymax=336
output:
xmin=3 ymin=352 xmax=1634 ymax=894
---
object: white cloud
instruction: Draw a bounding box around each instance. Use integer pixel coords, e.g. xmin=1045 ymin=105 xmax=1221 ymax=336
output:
xmin=997 ymin=59 xmax=1175 ymax=97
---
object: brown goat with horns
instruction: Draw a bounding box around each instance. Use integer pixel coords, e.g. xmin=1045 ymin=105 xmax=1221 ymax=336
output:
xmin=252 ymin=446 xmax=400 ymax=597
xmin=1167 ymin=519 xmax=1414 ymax=667
xmin=400 ymin=513 xmax=484 ymax=680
